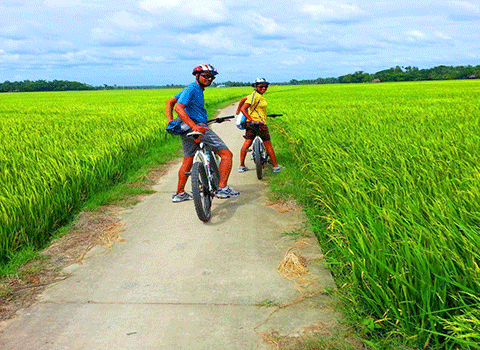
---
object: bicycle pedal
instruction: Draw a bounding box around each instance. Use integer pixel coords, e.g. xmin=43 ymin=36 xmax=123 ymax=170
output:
xmin=185 ymin=172 xmax=191 ymax=176
xmin=246 ymin=149 xmax=252 ymax=152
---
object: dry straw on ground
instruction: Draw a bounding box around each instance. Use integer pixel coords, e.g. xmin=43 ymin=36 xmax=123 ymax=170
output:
xmin=277 ymin=250 xmax=308 ymax=279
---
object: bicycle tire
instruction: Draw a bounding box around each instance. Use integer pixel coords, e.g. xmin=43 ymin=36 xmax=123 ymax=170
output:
xmin=253 ymin=138 xmax=263 ymax=180
xmin=191 ymin=161 xmax=212 ymax=222
xmin=261 ymin=143 xmax=268 ymax=165
xmin=209 ymin=152 xmax=220 ymax=192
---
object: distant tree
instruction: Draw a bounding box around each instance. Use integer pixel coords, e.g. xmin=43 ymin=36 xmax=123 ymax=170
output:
xmin=0 ymin=79 xmax=94 ymax=92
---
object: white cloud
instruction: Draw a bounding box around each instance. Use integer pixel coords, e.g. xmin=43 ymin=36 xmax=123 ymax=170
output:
xmin=138 ymin=0 xmax=181 ymax=11
xmin=138 ymin=0 xmax=226 ymax=23
xmin=1 ymin=0 xmax=479 ymax=85
xmin=407 ymin=30 xmax=426 ymax=40
xmin=90 ymin=25 xmax=142 ymax=47
xmin=44 ymin=0 xmax=95 ymax=7
xmin=110 ymin=11 xmax=153 ymax=31
xmin=180 ymin=29 xmax=237 ymax=51
xmin=449 ymin=1 xmax=480 ymax=12
xmin=176 ymin=27 xmax=254 ymax=57
xmin=91 ymin=27 xmax=114 ymax=41
xmin=0 ymin=53 xmax=21 ymax=62
xmin=61 ymin=50 xmax=90 ymax=61
xmin=112 ymin=49 xmax=136 ymax=56
xmin=0 ymin=1 xmax=27 ymax=8
xmin=3 ymin=38 xmax=27 ymax=50
xmin=142 ymin=55 xmax=165 ymax=62
xmin=282 ymin=56 xmax=306 ymax=65
xmin=246 ymin=13 xmax=282 ymax=35
xmin=0 ymin=25 xmax=24 ymax=39
xmin=302 ymin=1 xmax=365 ymax=21
xmin=435 ymin=31 xmax=452 ymax=40
xmin=90 ymin=11 xmax=151 ymax=46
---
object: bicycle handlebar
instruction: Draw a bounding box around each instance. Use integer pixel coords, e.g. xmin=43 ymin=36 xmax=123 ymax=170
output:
xmin=249 ymin=114 xmax=283 ymax=126
xmin=186 ymin=115 xmax=235 ymax=139
xmin=207 ymin=115 xmax=235 ymax=124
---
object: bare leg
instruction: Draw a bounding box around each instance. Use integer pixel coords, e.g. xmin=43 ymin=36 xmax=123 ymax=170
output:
xmin=263 ymin=140 xmax=278 ymax=167
xmin=240 ymin=139 xmax=253 ymax=167
xmin=216 ymin=148 xmax=233 ymax=188
xmin=176 ymin=155 xmax=194 ymax=193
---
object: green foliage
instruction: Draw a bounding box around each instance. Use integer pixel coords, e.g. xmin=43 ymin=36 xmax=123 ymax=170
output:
xmin=267 ymin=80 xmax=480 ymax=348
xmin=442 ymin=295 xmax=480 ymax=349
xmin=0 ymin=87 xmax=252 ymax=267
xmin=285 ymin=65 xmax=480 ymax=85
xmin=0 ymin=80 xmax=94 ymax=92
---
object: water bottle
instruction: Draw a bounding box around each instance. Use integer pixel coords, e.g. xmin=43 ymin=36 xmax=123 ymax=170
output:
xmin=180 ymin=122 xmax=191 ymax=133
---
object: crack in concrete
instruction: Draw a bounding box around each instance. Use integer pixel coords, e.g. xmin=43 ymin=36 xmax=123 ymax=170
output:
xmin=37 ymin=300 xmax=275 ymax=307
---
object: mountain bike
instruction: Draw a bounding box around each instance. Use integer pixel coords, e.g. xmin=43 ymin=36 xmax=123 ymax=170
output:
xmin=250 ymin=114 xmax=282 ymax=180
xmin=186 ymin=115 xmax=234 ymax=222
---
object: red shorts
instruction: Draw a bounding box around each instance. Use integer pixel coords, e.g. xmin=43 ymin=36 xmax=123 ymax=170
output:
xmin=244 ymin=123 xmax=271 ymax=141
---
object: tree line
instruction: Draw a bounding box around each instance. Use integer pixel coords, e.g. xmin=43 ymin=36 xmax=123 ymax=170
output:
xmin=0 ymin=79 xmax=94 ymax=92
xmin=1 ymin=65 xmax=479 ymax=92
xmin=287 ymin=65 xmax=480 ymax=85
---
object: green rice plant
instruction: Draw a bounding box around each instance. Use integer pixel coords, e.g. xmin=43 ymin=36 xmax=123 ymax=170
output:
xmin=0 ymin=87 xmax=253 ymax=267
xmin=266 ymin=80 xmax=480 ymax=348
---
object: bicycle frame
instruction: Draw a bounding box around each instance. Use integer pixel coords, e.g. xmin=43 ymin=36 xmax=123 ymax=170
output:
xmin=251 ymin=135 xmax=267 ymax=179
xmin=193 ymin=141 xmax=219 ymax=194
xmin=247 ymin=114 xmax=282 ymax=179
xmin=187 ymin=115 xmax=234 ymax=222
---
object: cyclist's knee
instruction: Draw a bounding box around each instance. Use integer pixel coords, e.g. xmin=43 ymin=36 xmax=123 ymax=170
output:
xmin=217 ymin=148 xmax=233 ymax=159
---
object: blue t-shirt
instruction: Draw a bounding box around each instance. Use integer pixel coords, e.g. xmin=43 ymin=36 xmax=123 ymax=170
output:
xmin=176 ymin=82 xmax=208 ymax=125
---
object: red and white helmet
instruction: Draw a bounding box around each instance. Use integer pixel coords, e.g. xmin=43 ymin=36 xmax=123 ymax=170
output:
xmin=192 ymin=64 xmax=218 ymax=76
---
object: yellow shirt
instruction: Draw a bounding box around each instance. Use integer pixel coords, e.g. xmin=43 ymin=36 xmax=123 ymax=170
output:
xmin=246 ymin=91 xmax=267 ymax=124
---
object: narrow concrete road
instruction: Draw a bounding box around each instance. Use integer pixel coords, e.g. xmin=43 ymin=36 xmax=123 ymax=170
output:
xmin=0 ymin=103 xmax=338 ymax=350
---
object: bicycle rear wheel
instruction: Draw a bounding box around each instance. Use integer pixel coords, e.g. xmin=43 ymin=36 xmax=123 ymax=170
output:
xmin=191 ymin=161 xmax=212 ymax=222
xmin=253 ymin=138 xmax=263 ymax=180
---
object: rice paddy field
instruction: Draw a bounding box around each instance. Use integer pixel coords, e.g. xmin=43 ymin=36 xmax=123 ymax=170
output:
xmin=0 ymin=87 xmax=251 ymax=267
xmin=1 ymin=80 xmax=479 ymax=348
xmin=266 ymin=80 xmax=480 ymax=349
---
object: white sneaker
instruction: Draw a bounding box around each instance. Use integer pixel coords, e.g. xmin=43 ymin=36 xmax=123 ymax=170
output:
xmin=272 ymin=166 xmax=285 ymax=173
xmin=238 ymin=166 xmax=249 ymax=172
xmin=171 ymin=192 xmax=193 ymax=202
xmin=215 ymin=186 xmax=240 ymax=199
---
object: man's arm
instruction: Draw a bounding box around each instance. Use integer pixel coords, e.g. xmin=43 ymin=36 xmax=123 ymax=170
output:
xmin=175 ymin=103 xmax=208 ymax=134
xmin=165 ymin=96 xmax=178 ymax=123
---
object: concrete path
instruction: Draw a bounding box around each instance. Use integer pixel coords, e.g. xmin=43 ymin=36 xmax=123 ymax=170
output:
xmin=0 ymin=103 xmax=338 ymax=350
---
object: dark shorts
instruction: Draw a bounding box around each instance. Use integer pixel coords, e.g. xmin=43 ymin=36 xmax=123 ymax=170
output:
xmin=181 ymin=128 xmax=228 ymax=157
xmin=244 ymin=123 xmax=271 ymax=141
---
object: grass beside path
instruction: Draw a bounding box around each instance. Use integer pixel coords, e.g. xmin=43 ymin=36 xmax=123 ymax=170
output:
xmin=264 ymin=127 xmax=416 ymax=350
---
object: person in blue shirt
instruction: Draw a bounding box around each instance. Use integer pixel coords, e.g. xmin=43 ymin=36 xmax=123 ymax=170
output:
xmin=165 ymin=64 xmax=240 ymax=202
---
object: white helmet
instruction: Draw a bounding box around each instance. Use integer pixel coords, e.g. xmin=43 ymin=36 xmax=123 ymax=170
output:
xmin=252 ymin=77 xmax=270 ymax=86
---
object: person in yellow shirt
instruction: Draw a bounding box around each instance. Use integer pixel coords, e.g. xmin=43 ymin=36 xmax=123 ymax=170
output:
xmin=237 ymin=78 xmax=283 ymax=173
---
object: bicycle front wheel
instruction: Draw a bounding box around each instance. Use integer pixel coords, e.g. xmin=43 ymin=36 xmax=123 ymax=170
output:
xmin=253 ymin=138 xmax=263 ymax=180
xmin=191 ymin=161 xmax=212 ymax=222
xmin=209 ymin=152 xmax=220 ymax=192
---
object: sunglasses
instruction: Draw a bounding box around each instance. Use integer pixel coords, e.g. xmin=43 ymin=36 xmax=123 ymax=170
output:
xmin=257 ymin=85 xmax=268 ymax=89
xmin=200 ymin=74 xmax=215 ymax=80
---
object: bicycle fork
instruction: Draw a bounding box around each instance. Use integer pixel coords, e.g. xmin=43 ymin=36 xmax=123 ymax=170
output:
xmin=196 ymin=149 xmax=217 ymax=194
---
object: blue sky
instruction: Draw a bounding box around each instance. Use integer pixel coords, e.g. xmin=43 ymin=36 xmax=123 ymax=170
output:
xmin=1 ymin=0 xmax=479 ymax=86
